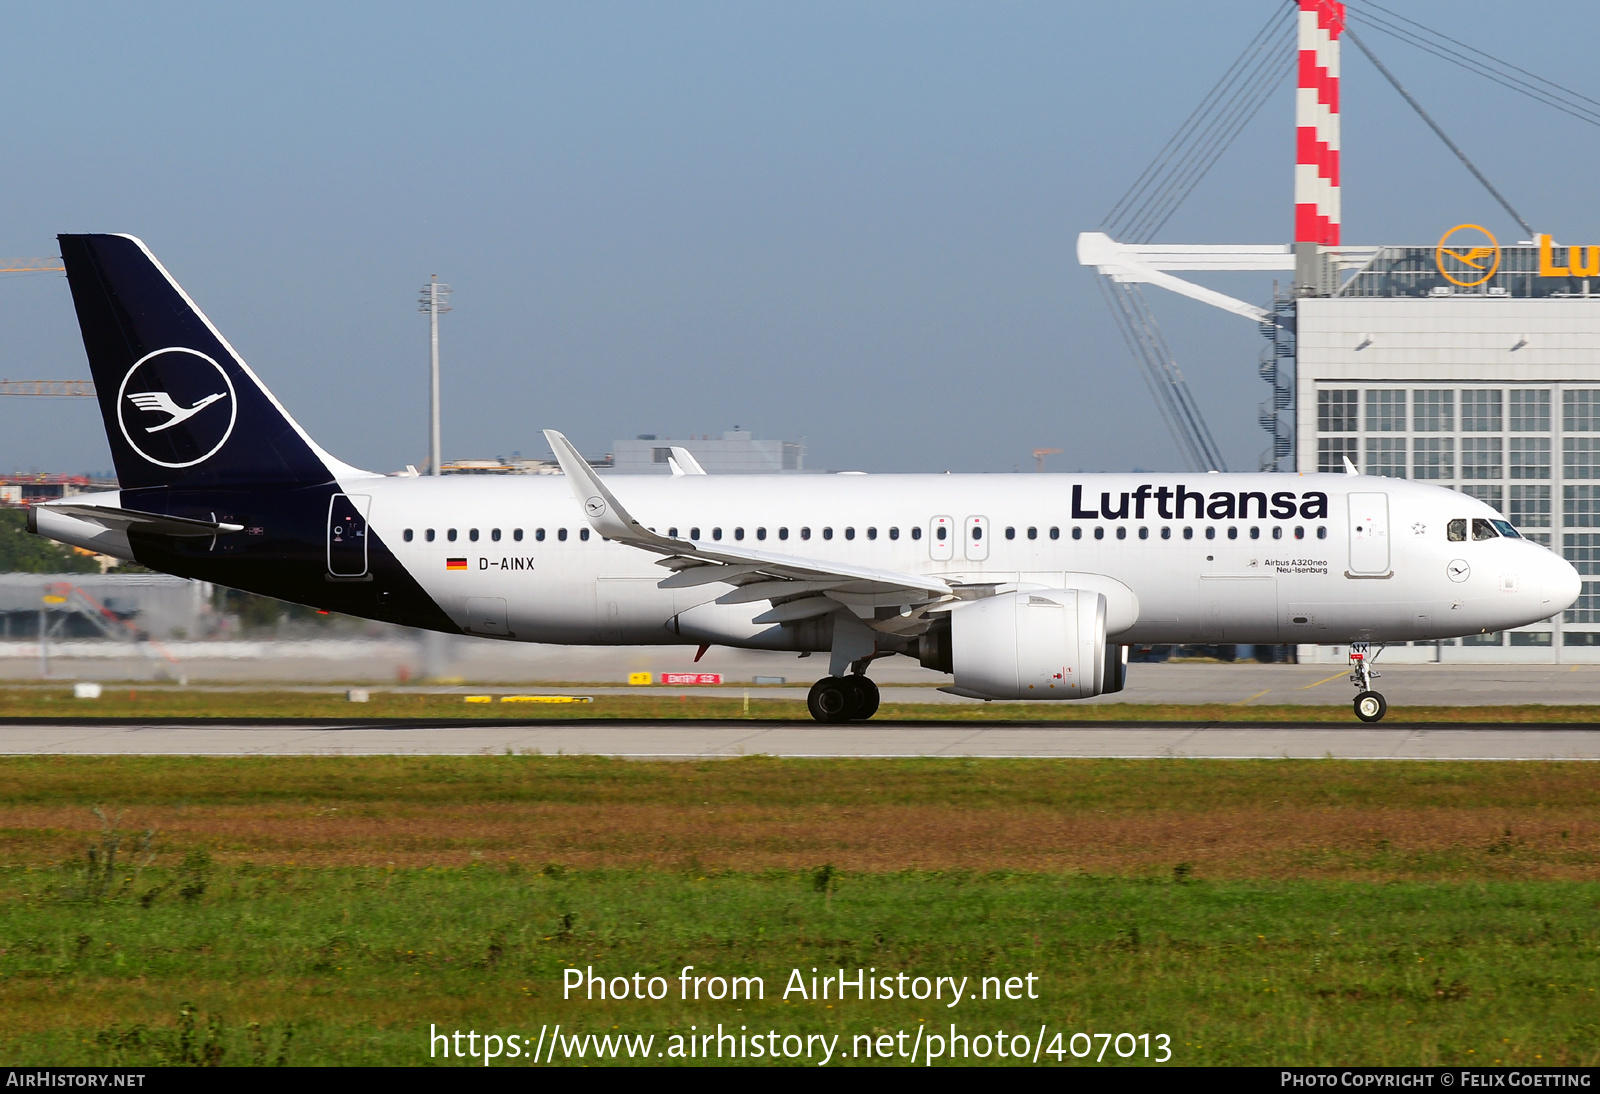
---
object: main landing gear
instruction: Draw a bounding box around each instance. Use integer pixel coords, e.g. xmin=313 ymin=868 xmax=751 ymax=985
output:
xmin=1348 ymin=642 xmax=1387 ymax=723
xmin=807 ymin=674 xmax=880 ymax=723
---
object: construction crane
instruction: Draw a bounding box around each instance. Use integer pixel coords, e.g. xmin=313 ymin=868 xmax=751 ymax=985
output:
xmin=1032 ymin=447 xmax=1062 ymax=473
xmin=0 ymin=381 xmax=94 ymax=396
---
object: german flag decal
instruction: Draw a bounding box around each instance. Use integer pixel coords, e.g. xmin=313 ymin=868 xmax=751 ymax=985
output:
xmin=446 ymin=558 xmax=468 ymax=571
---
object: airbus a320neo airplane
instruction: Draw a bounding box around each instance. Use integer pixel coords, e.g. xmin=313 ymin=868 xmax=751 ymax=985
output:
xmin=30 ymin=235 xmax=1582 ymax=723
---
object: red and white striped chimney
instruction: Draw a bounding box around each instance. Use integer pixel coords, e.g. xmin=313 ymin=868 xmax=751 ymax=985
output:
xmin=1295 ymin=0 xmax=1343 ymax=248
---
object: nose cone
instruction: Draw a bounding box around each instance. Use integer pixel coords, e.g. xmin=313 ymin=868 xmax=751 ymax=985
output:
xmin=1546 ymin=550 xmax=1582 ymax=612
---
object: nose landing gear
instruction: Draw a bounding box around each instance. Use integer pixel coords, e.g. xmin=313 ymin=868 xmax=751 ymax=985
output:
xmin=1348 ymin=642 xmax=1387 ymax=723
xmin=807 ymin=674 xmax=880 ymax=723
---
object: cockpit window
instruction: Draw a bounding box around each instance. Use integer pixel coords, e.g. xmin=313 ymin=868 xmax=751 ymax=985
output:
xmin=1447 ymin=519 xmax=1466 ymax=542
xmin=1472 ymin=518 xmax=1499 ymax=541
xmin=1491 ymin=520 xmax=1520 ymax=538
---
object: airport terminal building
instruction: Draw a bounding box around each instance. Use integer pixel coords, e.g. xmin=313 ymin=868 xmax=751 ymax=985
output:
xmin=1293 ymin=239 xmax=1600 ymax=662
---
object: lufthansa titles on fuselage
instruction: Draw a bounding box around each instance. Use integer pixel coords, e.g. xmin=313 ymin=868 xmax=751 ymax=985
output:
xmin=1070 ymin=484 xmax=1328 ymax=522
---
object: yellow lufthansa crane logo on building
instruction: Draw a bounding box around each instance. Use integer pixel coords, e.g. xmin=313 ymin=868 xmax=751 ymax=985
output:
xmin=1436 ymin=224 xmax=1500 ymax=287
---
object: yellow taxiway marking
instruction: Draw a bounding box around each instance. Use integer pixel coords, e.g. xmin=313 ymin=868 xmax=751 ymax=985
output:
xmin=1300 ymin=671 xmax=1350 ymax=690
xmin=1239 ymin=689 xmax=1272 ymax=704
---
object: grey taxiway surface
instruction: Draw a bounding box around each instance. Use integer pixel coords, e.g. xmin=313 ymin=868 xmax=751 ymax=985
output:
xmin=4 ymin=720 xmax=1599 ymax=760
xmin=7 ymin=663 xmax=1600 ymax=759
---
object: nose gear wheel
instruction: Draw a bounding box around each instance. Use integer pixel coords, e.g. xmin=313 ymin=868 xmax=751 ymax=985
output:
xmin=1347 ymin=642 xmax=1386 ymax=723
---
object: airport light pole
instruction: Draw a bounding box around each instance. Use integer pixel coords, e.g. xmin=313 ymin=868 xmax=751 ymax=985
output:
xmin=418 ymin=276 xmax=452 ymax=475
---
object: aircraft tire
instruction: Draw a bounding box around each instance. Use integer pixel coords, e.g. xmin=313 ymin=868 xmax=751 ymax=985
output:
xmin=1353 ymin=690 xmax=1387 ymax=723
xmin=849 ymin=676 xmax=880 ymax=720
xmin=807 ymin=678 xmax=852 ymax=723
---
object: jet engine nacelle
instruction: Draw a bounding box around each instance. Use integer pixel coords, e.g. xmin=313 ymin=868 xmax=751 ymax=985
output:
xmin=948 ymin=588 xmax=1113 ymax=701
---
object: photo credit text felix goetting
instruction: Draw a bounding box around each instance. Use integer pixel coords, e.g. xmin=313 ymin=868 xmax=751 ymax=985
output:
xmin=426 ymin=966 xmax=1173 ymax=1065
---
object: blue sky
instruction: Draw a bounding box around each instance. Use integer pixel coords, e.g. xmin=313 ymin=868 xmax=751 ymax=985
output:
xmin=1 ymin=1 xmax=1596 ymax=476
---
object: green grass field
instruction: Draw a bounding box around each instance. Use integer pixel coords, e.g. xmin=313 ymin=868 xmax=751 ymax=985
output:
xmin=1 ymin=756 xmax=1597 ymax=1066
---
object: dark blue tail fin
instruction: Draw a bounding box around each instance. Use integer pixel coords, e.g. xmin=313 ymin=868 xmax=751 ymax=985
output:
xmin=59 ymin=233 xmax=342 ymax=490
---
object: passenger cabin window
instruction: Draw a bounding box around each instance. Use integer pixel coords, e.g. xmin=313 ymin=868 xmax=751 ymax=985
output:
xmin=1005 ymin=527 xmax=1015 ymax=540
xmin=935 ymin=526 xmax=946 ymax=541
xmin=668 ymin=527 xmax=679 ymax=538
xmin=1317 ymin=526 xmax=1328 ymax=539
xmin=580 ymin=529 xmax=590 ymax=541
xmin=1050 ymin=527 xmax=1060 ymax=540
xmin=888 ymin=527 xmax=899 ymax=540
xmin=1094 ymin=527 xmax=1104 ymax=540
xmin=1138 ymin=527 xmax=1148 ymax=539
xmin=970 ymin=526 xmax=982 ymax=541
xmin=1472 ymin=518 xmax=1499 ymax=541
xmin=690 ymin=527 xmax=701 ymax=539
xmin=910 ymin=527 xmax=921 ymax=540
xmin=558 ymin=528 xmax=568 ymax=541
xmin=734 ymin=528 xmax=745 ymax=540
xmin=491 ymin=528 xmax=501 ymax=542
xmin=1115 ymin=527 xmax=1126 ymax=540
xmin=823 ymin=527 xmax=834 ymax=540
xmin=1028 ymin=527 xmax=1037 ymax=540
xmin=1183 ymin=528 xmax=1193 ymax=540
xmin=713 ymin=528 xmax=723 ymax=541
xmin=867 ymin=527 xmax=877 ymax=540
xmin=1272 ymin=527 xmax=1283 ymax=540
xmin=447 ymin=529 xmax=458 ymax=542
xmin=426 ymin=529 xmax=436 ymax=542
xmin=469 ymin=529 xmax=480 ymax=542
xmin=779 ymin=527 xmax=789 ymax=540
xmin=1161 ymin=527 xmax=1171 ymax=540
xmin=756 ymin=528 xmax=767 ymax=540
xmin=801 ymin=527 xmax=812 ymax=540
xmin=535 ymin=529 xmax=546 ymax=542
xmin=513 ymin=529 xmax=523 ymax=542
xmin=403 ymin=529 xmax=414 ymax=542
xmin=845 ymin=527 xmax=855 ymax=540
xmin=1070 ymin=528 xmax=1080 ymax=540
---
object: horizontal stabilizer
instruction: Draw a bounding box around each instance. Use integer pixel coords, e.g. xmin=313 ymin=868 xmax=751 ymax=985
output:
xmin=34 ymin=502 xmax=242 ymax=537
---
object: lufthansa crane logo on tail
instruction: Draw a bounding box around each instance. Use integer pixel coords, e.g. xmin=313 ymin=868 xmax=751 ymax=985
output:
xmin=116 ymin=348 xmax=237 ymax=468
xmin=1436 ymin=224 xmax=1500 ymax=288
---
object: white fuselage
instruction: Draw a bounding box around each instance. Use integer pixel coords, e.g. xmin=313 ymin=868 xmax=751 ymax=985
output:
xmin=349 ymin=471 xmax=1576 ymax=648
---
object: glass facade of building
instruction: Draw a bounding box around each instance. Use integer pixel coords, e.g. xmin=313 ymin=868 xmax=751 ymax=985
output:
xmin=1312 ymin=381 xmax=1600 ymax=648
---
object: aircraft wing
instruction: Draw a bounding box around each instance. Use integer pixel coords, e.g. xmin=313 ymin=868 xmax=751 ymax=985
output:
xmin=35 ymin=502 xmax=244 ymax=537
xmin=543 ymin=430 xmax=951 ymax=619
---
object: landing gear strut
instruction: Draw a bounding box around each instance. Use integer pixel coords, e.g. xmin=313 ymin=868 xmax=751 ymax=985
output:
xmin=1349 ymin=642 xmax=1387 ymax=723
xmin=807 ymin=674 xmax=880 ymax=723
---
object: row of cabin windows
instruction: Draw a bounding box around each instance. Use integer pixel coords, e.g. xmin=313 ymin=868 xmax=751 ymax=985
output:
xmin=402 ymin=528 xmax=589 ymax=543
xmin=1066 ymin=525 xmax=1325 ymax=541
xmin=403 ymin=523 xmax=1328 ymax=544
xmin=664 ymin=526 xmax=922 ymax=542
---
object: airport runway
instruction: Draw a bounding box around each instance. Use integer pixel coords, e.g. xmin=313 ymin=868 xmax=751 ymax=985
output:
xmin=3 ymin=719 xmax=1599 ymax=760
